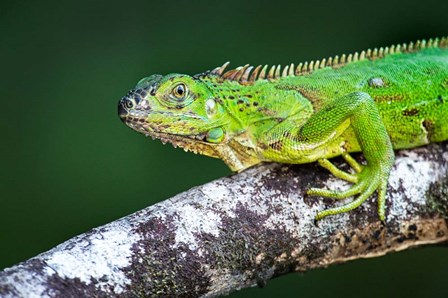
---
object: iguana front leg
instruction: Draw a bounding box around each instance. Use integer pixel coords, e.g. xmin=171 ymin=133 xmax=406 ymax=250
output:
xmin=263 ymin=91 xmax=394 ymax=221
xmin=305 ymin=91 xmax=394 ymax=221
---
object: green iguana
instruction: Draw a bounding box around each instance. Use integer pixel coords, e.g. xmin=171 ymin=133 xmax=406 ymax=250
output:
xmin=118 ymin=37 xmax=448 ymax=221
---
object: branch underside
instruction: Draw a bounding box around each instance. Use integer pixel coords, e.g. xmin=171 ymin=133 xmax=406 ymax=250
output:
xmin=1 ymin=143 xmax=447 ymax=298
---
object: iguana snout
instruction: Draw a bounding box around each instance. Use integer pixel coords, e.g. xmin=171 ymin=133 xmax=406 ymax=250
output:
xmin=118 ymin=88 xmax=151 ymax=122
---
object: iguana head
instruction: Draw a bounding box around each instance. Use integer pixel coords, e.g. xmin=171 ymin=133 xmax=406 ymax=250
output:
xmin=118 ymin=72 xmax=262 ymax=171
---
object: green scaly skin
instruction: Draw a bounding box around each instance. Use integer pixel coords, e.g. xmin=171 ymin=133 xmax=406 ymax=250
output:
xmin=118 ymin=37 xmax=448 ymax=221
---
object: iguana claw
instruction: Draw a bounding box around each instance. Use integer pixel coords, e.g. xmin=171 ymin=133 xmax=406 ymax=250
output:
xmin=308 ymin=155 xmax=389 ymax=221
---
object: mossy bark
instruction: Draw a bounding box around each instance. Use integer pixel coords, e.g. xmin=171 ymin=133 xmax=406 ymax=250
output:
xmin=1 ymin=143 xmax=447 ymax=298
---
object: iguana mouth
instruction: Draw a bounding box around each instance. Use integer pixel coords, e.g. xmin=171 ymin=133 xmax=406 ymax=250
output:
xmin=120 ymin=115 xmax=217 ymax=155
xmin=119 ymin=94 xmax=214 ymax=148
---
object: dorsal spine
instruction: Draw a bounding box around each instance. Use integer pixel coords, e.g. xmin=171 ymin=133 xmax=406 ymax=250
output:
xmin=206 ymin=37 xmax=448 ymax=85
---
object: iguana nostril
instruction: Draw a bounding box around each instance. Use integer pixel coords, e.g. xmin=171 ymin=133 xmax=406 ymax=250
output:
xmin=118 ymin=97 xmax=132 ymax=118
xmin=125 ymin=98 xmax=134 ymax=109
xmin=118 ymin=103 xmax=127 ymax=119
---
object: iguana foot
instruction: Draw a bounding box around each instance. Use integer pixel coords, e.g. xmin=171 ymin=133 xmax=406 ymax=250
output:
xmin=307 ymin=154 xmax=389 ymax=221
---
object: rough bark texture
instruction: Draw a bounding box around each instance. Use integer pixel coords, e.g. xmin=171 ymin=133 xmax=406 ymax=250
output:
xmin=1 ymin=143 xmax=448 ymax=298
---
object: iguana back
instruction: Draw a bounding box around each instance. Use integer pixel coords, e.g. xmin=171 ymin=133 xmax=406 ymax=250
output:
xmin=274 ymin=44 xmax=448 ymax=149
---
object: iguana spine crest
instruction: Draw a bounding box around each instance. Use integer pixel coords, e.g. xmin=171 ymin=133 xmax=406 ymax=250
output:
xmin=208 ymin=37 xmax=448 ymax=85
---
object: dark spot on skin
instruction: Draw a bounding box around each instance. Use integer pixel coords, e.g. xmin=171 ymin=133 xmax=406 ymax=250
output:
xmin=150 ymin=89 xmax=156 ymax=96
xmin=237 ymin=99 xmax=244 ymax=104
xmin=402 ymin=108 xmax=419 ymax=116
xmin=422 ymin=119 xmax=435 ymax=141
xmin=258 ymin=143 xmax=268 ymax=150
xmin=246 ymin=94 xmax=253 ymax=98
xmin=437 ymin=95 xmax=444 ymax=103
xmin=246 ymin=103 xmax=251 ymax=107
xmin=374 ymin=94 xmax=404 ymax=102
xmin=282 ymin=85 xmax=325 ymax=109
xmin=253 ymin=102 xmax=259 ymax=106
xmin=239 ymin=108 xmax=244 ymax=112
xmin=229 ymin=96 xmax=235 ymax=99
xmin=257 ymin=107 xmax=276 ymax=116
xmin=269 ymin=141 xmax=283 ymax=151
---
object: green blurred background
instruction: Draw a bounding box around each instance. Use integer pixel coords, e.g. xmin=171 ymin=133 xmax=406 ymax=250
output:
xmin=1 ymin=0 xmax=447 ymax=297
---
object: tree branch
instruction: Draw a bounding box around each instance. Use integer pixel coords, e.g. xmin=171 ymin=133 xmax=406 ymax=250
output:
xmin=1 ymin=143 xmax=448 ymax=297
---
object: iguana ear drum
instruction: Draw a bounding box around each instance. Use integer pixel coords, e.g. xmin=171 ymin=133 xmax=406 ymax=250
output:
xmin=206 ymin=127 xmax=224 ymax=143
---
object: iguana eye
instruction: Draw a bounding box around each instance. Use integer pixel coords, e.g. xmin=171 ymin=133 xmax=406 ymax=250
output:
xmin=172 ymin=84 xmax=187 ymax=99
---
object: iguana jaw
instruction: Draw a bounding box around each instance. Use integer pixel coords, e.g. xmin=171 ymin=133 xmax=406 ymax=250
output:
xmin=121 ymin=113 xmax=210 ymax=151
xmin=120 ymin=115 xmax=262 ymax=172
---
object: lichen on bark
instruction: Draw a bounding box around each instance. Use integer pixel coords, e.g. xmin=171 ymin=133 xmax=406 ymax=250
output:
xmin=0 ymin=143 xmax=447 ymax=298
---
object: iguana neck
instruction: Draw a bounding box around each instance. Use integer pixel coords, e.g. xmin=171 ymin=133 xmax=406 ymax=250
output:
xmin=197 ymin=78 xmax=314 ymax=171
